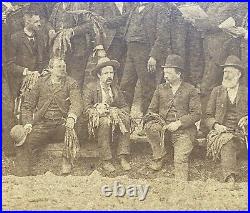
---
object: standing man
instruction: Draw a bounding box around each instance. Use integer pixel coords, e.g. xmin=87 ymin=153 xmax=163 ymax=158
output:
xmin=120 ymin=2 xmax=170 ymax=116
xmin=15 ymin=58 xmax=82 ymax=176
xmin=206 ymin=55 xmax=247 ymax=185
xmin=92 ymin=2 xmax=137 ymax=83
xmin=48 ymin=2 xmax=94 ymax=89
xmin=8 ymin=9 xmax=47 ymax=106
xmin=82 ymin=57 xmax=131 ymax=173
xmin=144 ymin=55 xmax=201 ymax=181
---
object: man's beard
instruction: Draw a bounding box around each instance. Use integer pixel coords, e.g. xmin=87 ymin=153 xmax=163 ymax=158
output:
xmin=222 ymin=77 xmax=239 ymax=89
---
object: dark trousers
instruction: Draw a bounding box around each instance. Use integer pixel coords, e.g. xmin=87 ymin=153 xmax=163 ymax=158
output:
xmin=145 ymin=121 xmax=194 ymax=180
xmin=120 ymin=42 xmax=156 ymax=115
xmin=107 ymin=37 xmax=127 ymax=85
xmin=96 ymin=117 xmax=130 ymax=161
xmin=15 ymin=120 xmax=65 ymax=176
xmin=221 ymin=139 xmax=238 ymax=180
xmin=65 ymin=52 xmax=90 ymax=90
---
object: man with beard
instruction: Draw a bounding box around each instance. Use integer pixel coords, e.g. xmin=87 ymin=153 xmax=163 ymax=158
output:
xmin=82 ymin=56 xmax=131 ymax=173
xmin=14 ymin=58 xmax=82 ymax=176
xmin=206 ymin=55 xmax=247 ymax=186
xmin=144 ymin=55 xmax=201 ymax=181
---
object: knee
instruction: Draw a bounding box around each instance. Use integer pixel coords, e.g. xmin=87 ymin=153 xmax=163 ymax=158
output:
xmin=145 ymin=122 xmax=162 ymax=133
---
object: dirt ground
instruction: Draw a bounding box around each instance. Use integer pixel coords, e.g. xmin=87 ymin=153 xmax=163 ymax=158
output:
xmin=2 ymin=142 xmax=248 ymax=210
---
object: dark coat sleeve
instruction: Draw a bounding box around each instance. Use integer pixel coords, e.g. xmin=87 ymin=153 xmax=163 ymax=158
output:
xmin=179 ymin=86 xmax=202 ymax=128
xmin=147 ymin=85 xmax=160 ymax=114
xmin=21 ymin=81 xmax=40 ymax=125
xmin=82 ymin=83 xmax=95 ymax=113
xmin=67 ymin=79 xmax=83 ymax=118
xmin=205 ymin=87 xmax=219 ymax=130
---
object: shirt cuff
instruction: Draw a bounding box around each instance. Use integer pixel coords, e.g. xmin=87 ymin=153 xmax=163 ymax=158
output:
xmin=23 ymin=68 xmax=28 ymax=76
xmin=68 ymin=113 xmax=77 ymax=123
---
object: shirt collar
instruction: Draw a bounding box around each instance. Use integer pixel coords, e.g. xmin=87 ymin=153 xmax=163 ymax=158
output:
xmin=24 ymin=28 xmax=34 ymax=38
xmin=226 ymin=83 xmax=239 ymax=93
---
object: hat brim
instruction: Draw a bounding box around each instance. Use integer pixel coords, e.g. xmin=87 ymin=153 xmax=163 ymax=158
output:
xmin=220 ymin=64 xmax=244 ymax=71
xmin=92 ymin=60 xmax=120 ymax=75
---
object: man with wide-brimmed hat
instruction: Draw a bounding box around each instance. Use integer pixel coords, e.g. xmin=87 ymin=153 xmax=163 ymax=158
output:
xmin=144 ymin=54 xmax=201 ymax=181
xmin=206 ymin=55 xmax=247 ymax=186
xmin=14 ymin=57 xmax=82 ymax=176
xmin=82 ymin=56 xmax=132 ymax=173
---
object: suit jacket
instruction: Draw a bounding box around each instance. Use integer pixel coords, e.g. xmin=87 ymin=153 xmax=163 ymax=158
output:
xmin=92 ymin=2 xmax=136 ymax=50
xmin=206 ymin=85 xmax=248 ymax=130
xmin=82 ymin=80 xmax=129 ymax=114
xmin=8 ymin=30 xmax=47 ymax=98
xmin=148 ymin=81 xmax=201 ymax=129
xmin=49 ymin=2 xmax=94 ymax=57
xmin=124 ymin=3 xmax=171 ymax=61
xmin=21 ymin=75 xmax=82 ymax=125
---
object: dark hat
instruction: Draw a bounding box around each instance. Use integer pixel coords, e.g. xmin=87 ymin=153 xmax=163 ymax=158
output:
xmin=91 ymin=57 xmax=120 ymax=75
xmin=10 ymin=125 xmax=27 ymax=147
xmin=162 ymin=54 xmax=184 ymax=71
xmin=220 ymin=55 xmax=244 ymax=71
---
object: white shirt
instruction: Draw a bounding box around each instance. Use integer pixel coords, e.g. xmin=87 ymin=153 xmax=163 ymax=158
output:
xmin=101 ymin=83 xmax=114 ymax=104
xmin=24 ymin=27 xmax=34 ymax=41
xmin=227 ymin=84 xmax=239 ymax=104
xmin=170 ymin=81 xmax=182 ymax=95
xmin=115 ymin=2 xmax=124 ymax=14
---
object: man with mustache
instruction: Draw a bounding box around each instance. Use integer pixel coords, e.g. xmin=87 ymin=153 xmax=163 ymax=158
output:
xmin=206 ymin=55 xmax=247 ymax=186
xmin=144 ymin=54 xmax=201 ymax=181
xmin=14 ymin=58 xmax=82 ymax=176
xmin=82 ymin=56 xmax=131 ymax=173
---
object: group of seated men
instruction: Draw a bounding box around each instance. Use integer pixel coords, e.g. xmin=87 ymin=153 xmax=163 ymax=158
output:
xmin=11 ymin=52 xmax=247 ymax=186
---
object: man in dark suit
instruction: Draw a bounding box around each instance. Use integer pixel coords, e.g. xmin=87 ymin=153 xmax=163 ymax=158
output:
xmin=120 ymin=2 xmax=171 ymax=116
xmin=48 ymin=2 xmax=94 ymax=88
xmin=206 ymin=55 xmax=247 ymax=185
xmin=82 ymin=56 xmax=131 ymax=173
xmin=144 ymin=55 xmax=201 ymax=181
xmin=8 ymin=9 xmax=47 ymax=101
xmin=92 ymin=2 xmax=137 ymax=84
xmin=15 ymin=58 xmax=82 ymax=176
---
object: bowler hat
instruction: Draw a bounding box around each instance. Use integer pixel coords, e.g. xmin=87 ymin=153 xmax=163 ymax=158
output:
xmin=10 ymin=125 xmax=27 ymax=147
xmin=162 ymin=54 xmax=184 ymax=71
xmin=91 ymin=57 xmax=120 ymax=75
xmin=220 ymin=55 xmax=244 ymax=71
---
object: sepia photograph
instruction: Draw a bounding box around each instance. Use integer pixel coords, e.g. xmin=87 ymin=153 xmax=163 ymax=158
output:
xmin=2 ymin=1 xmax=248 ymax=210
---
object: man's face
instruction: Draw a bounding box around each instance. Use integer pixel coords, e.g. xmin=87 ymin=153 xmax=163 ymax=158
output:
xmin=222 ymin=66 xmax=241 ymax=88
xmin=25 ymin=15 xmax=41 ymax=32
xmin=51 ymin=59 xmax=67 ymax=78
xmin=98 ymin=66 xmax=114 ymax=85
xmin=163 ymin=67 xmax=181 ymax=84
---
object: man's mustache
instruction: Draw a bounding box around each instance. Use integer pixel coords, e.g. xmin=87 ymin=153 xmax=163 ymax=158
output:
xmin=106 ymin=78 xmax=113 ymax=81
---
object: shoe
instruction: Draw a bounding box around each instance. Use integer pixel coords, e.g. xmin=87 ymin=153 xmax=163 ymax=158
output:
xmin=149 ymin=159 xmax=163 ymax=171
xmin=61 ymin=158 xmax=72 ymax=175
xmin=120 ymin=157 xmax=131 ymax=171
xmin=226 ymin=174 xmax=236 ymax=189
xmin=102 ymin=161 xmax=116 ymax=173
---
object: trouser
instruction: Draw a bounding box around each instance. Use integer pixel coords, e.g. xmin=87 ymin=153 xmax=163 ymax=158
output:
xmin=145 ymin=122 xmax=194 ymax=180
xmin=15 ymin=119 xmax=66 ymax=176
xmin=221 ymin=138 xmax=238 ymax=181
xmin=96 ymin=116 xmax=130 ymax=161
xmin=65 ymin=53 xmax=90 ymax=90
xmin=107 ymin=37 xmax=127 ymax=85
xmin=120 ymin=42 xmax=157 ymax=115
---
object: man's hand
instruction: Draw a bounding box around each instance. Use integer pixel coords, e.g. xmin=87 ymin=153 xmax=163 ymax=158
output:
xmin=238 ymin=116 xmax=248 ymax=129
xmin=24 ymin=124 xmax=32 ymax=134
xmin=49 ymin=29 xmax=57 ymax=40
xmin=147 ymin=57 xmax=156 ymax=73
xmin=214 ymin=123 xmax=227 ymax=133
xmin=65 ymin=117 xmax=75 ymax=129
xmin=165 ymin=120 xmax=182 ymax=132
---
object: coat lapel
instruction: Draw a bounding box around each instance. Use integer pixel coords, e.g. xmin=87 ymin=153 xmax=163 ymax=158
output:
xmin=22 ymin=32 xmax=34 ymax=55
